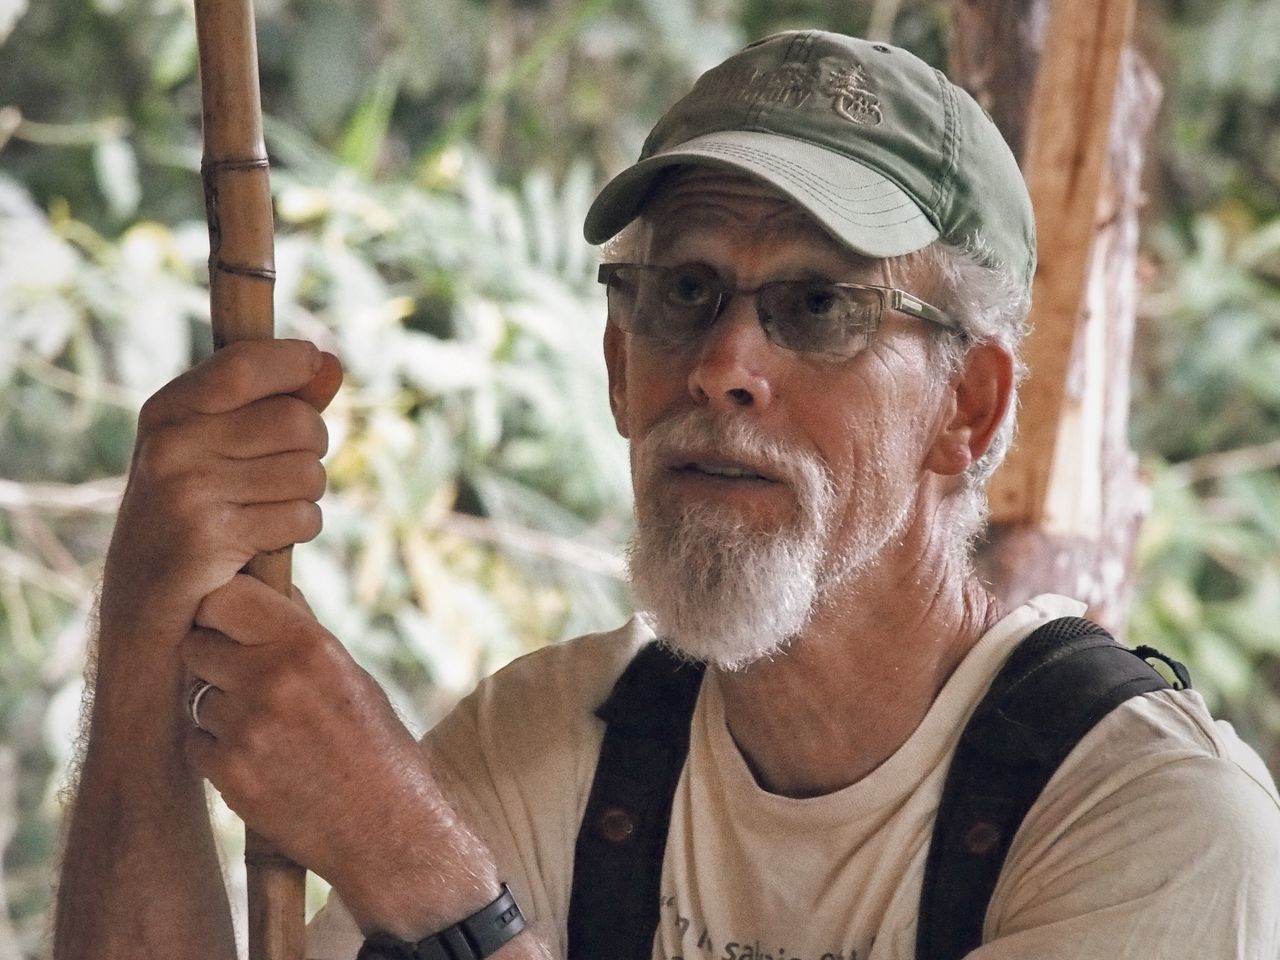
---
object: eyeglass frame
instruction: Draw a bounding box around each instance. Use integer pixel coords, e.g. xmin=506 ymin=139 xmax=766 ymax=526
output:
xmin=597 ymin=262 xmax=961 ymax=358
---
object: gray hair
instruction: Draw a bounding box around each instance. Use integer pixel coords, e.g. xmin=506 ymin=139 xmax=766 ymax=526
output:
xmin=896 ymin=242 xmax=1030 ymax=545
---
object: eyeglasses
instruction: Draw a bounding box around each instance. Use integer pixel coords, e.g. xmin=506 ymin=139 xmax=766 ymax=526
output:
xmin=598 ymin=262 xmax=958 ymax=359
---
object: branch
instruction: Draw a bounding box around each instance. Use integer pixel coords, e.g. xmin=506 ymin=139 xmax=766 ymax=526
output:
xmin=0 ymin=542 xmax=88 ymax=602
xmin=0 ymin=477 xmax=125 ymax=514
xmin=0 ymin=108 xmax=130 ymax=147
xmin=1166 ymin=438 xmax=1280 ymax=486
xmin=17 ymin=351 xmax=144 ymax=410
xmin=11 ymin=508 xmax=84 ymax=581
xmin=434 ymin=511 xmax=626 ymax=579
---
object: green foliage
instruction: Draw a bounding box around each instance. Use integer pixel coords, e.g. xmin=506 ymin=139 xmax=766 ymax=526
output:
xmin=0 ymin=142 xmax=635 ymax=949
xmin=1135 ymin=214 xmax=1280 ymax=460
xmin=269 ymin=147 xmax=633 ymax=707
xmin=3 ymin=0 xmax=1280 ymax=954
xmin=1160 ymin=0 xmax=1280 ymax=216
xmin=1128 ymin=0 xmax=1280 ymax=770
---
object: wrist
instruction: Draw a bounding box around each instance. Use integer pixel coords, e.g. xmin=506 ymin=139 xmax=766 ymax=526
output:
xmin=337 ymin=850 xmax=503 ymax=943
xmin=356 ymin=884 xmax=526 ymax=960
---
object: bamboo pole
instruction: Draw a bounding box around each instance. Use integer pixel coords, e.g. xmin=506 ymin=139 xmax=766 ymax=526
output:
xmin=193 ymin=1 xmax=306 ymax=958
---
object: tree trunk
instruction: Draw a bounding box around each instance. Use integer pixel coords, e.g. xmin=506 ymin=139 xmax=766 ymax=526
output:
xmin=952 ymin=1 xmax=1163 ymax=636
xmin=949 ymin=0 xmax=1050 ymax=162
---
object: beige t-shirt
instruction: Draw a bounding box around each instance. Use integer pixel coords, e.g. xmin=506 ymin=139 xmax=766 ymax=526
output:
xmin=307 ymin=596 xmax=1280 ymax=959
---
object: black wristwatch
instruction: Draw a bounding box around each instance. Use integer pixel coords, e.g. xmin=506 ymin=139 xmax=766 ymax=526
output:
xmin=356 ymin=884 xmax=526 ymax=960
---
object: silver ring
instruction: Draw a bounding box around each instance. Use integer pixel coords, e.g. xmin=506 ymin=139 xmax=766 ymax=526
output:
xmin=188 ymin=679 xmax=216 ymax=732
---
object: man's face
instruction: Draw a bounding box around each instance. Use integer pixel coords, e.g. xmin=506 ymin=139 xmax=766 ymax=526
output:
xmin=605 ymin=171 xmax=950 ymax=670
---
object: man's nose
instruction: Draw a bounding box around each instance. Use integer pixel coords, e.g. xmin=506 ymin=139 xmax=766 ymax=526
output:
xmin=686 ymin=297 xmax=776 ymax=411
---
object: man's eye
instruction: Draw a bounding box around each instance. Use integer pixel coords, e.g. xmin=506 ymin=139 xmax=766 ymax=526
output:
xmin=801 ymin=286 xmax=838 ymax=316
xmin=665 ymin=270 xmax=713 ymax=306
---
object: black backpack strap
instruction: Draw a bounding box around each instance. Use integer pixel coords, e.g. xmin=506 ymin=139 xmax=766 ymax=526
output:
xmin=915 ymin=616 xmax=1190 ymax=960
xmin=567 ymin=641 xmax=705 ymax=960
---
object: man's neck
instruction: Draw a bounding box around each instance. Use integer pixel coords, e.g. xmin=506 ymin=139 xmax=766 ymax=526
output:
xmin=713 ymin=556 xmax=1004 ymax=799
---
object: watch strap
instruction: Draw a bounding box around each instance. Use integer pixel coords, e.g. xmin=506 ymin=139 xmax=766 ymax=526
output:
xmin=357 ymin=884 xmax=526 ymax=960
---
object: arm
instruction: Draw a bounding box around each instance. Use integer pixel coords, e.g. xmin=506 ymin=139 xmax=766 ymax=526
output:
xmin=55 ymin=340 xmax=334 ymax=959
xmin=55 ymin=647 xmax=237 ymax=959
xmin=55 ymin=339 xmax=549 ymax=959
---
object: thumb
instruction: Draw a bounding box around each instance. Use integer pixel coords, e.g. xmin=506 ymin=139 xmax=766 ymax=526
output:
xmin=292 ymin=351 xmax=343 ymax=412
xmin=290 ymin=583 xmax=316 ymax=618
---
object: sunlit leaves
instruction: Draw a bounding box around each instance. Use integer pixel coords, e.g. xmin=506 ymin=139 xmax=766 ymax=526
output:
xmin=0 ymin=132 xmax=632 ymax=944
xmin=4 ymin=0 xmax=1280 ymax=948
xmin=264 ymin=146 xmax=631 ymax=714
xmin=91 ymin=136 xmax=140 ymax=221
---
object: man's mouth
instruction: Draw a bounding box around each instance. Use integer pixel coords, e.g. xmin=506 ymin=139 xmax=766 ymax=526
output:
xmin=668 ymin=457 xmax=777 ymax=483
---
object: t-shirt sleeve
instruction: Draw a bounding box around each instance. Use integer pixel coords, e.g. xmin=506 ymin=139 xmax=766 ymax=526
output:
xmin=971 ymin=691 xmax=1280 ymax=960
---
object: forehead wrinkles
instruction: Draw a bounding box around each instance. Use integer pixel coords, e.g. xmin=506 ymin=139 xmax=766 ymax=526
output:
xmin=640 ymin=188 xmax=890 ymax=286
xmin=644 ymin=185 xmax=833 ymax=253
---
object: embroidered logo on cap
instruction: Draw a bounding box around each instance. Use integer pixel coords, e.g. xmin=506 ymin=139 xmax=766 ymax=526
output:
xmin=689 ymin=57 xmax=883 ymax=127
xmin=821 ymin=63 xmax=882 ymax=126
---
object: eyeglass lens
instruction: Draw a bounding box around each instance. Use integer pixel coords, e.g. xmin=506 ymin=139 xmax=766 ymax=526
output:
xmin=603 ymin=263 xmax=884 ymax=357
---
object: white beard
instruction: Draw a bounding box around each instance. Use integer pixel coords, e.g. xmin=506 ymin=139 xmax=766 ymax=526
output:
xmin=627 ymin=411 xmax=838 ymax=671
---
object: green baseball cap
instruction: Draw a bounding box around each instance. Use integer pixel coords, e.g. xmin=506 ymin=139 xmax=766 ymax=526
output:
xmin=584 ymin=30 xmax=1036 ymax=294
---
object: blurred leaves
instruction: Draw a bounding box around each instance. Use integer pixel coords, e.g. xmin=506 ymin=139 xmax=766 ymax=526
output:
xmin=1135 ymin=213 xmax=1280 ymax=459
xmin=1161 ymin=0 xmax=1280 ymax=215
xmin=0 ymin=105 xmax=630 ymax=957
xmin=1132 ymin=0 xmax=1280 ymax=767
xmin=2 ymin=0 xmax=1280 ymax=954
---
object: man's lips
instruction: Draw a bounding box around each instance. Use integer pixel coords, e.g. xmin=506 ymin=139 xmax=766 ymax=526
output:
xmin=663 ymin=454 xmax=781 ymax=484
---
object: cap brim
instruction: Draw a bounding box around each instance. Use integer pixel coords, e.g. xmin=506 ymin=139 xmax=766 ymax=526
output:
xmin=585 ymin=130 xmax=941 ymax=259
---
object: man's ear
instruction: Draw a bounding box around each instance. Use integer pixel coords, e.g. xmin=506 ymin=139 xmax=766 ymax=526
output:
xmin=924 ymin=342 xmax=1014 ymax=477
xmin=603 ymin=321 xmax=630 ymax=439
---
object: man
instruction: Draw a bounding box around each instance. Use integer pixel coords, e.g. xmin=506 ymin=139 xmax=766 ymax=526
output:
xmin=56 ymin=30 xmax=1280 ymax=960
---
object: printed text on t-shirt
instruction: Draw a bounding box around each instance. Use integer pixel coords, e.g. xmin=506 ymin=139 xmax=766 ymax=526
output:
xmin=659 ymin=893 xmax=868 ymax=960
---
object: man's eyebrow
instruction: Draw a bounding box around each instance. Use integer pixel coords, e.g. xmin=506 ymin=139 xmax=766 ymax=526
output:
xmin=641 ymin=195 xmax=888 ymax=278
xmin=650 ymin=195 xmax=865 ymax=240
xmin=645 ymin=201 xmax=738 ymax=240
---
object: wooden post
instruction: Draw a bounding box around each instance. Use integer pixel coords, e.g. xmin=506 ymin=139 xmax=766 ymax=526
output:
xmin=949 ymin=0 xmax=1049 ymax=161
xmin=984 ymin=0 xmax=1137 ymax=529
xmin=953 ymin=0 xmax=1163 ymax=631
xmin=193 ymin=0 xmax=307 ymax=957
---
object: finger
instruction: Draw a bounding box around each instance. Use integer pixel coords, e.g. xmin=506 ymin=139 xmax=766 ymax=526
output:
xmin=161 ymin=340 xmax=324 ymax=419
xmin=214 ymin=395 xmax=330 ymax=460
xmin=234 ymin=499 xmax=324 ymax=556
xmin=186 ymin=682 xmax=230 ymax=738
xmin=223 ymin=451 xmax=327 ymax=507
xmin=184 ymin=722 xmax=238 ymax=787
xmin=196 ymin=572 xmax=322 ymax=647
xmin=185 ymin=723 xmax=218 ymax=775
xmin=181 ymin=627 xmax=247 ymax=690
xmin=130 ymin=396 xmax=327 ymax=501
xmin=290 ymin=584 xmax=316 ymax=617
xmin=293 ymin=351 xmax=343 ymax=413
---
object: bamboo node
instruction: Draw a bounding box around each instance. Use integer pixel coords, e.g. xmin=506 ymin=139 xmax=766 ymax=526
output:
xmin=201 ymin=156 xmax=271 ymax=173
xmin=214 ymin=261 xmax=277 ymax=281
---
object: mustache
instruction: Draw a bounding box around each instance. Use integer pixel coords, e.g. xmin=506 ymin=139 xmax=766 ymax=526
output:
xmin=632 ymin=410 xmax=833 ymax=504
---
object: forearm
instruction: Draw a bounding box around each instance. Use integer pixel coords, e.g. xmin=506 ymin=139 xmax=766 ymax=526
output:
xmin=305 ymin=734 xmax=550 ymax=958
xmin=53 ymin=341 xmax=341 ymax=959
xmin=336 ymin=829 xmax=551 ymax=959
xmin=54 ymin=642 xmax=235 ymax=960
